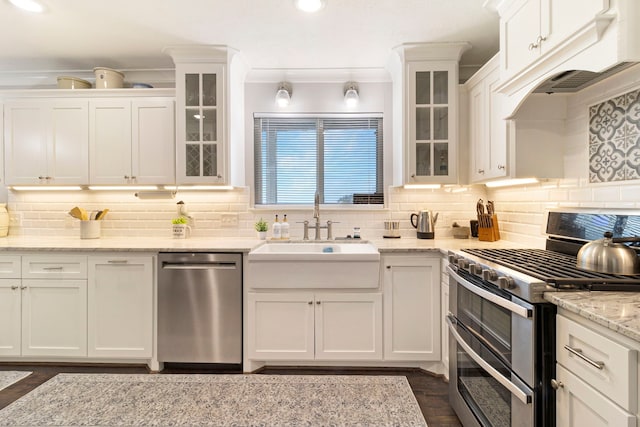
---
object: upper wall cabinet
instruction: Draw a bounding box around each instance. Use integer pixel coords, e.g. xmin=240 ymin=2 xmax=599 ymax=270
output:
xmin=89 ymin=97 xmax=175 ymax=185
xmin=496 ymin=0 xmax=640 ymax=116
xmin=465 ymin=55 xmax=508 ymax=183
xmin=165 ymin=46 xmax=235 ymax=185
xmin=393 ymin=43 xmax=470 ymax=185
xmin=4 ymin=99 xmax=89 ymax=185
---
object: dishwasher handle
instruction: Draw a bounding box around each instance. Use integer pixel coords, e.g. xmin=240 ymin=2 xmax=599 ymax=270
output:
xmin=161 ymin=262 xmax=238 ymax=270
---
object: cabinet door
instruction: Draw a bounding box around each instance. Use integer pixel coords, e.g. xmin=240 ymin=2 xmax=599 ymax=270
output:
xmin=407 ymin=61 xmax=458 ymax=184
xmin=4 ymin=101 xmax=49 ymax=185
xmin=48 ymin=100 xmax=89 ymax=184
xmin=89 ymin=99 xmax=132 ymax=184
xmin=543 ymin=0 xmax=610 ymax=56
xmin=0 ymin=279 xmax=21 ymax=356
xmin=247 ymin=292 xmax=315 ymax=360
xmin=383 ymin=255 xmax=440 ymax=361
xmin=500 ymin=0 xmax=541 ymax=80
xmin=468 ymin=81 xmax=487 ymax=182
xmin=556 ymin=364 xmax=636 ymax=427
xmin=88 ymin=255 xmax=153 ymax=358
xmin=21 ymin=279 xmax=87 ymax=357
xmin=131 ymin=98 xmax=175 ymax=184
xmin=486 ymin=67 xmax=508 ymax=179
xmin=176 ymin=64 xmax=226 ymax=184
xmin=315 ymin=293 xmax=382 ymax=360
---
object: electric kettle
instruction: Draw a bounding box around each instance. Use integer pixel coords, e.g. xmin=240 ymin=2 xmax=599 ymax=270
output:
xmin=410 ymin=210 xmax=439 ymax=239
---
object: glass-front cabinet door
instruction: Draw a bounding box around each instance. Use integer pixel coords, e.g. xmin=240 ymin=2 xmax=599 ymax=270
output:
xmin=176 ymin=64 xmax=225 ymax=184
xmin=407 ymin=61 xmax=458 ymax=184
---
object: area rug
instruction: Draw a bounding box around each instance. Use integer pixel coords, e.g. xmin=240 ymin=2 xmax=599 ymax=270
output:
xmin=0 ymin=371 xmax=31 ymax=392
xmin=0 ymin=373 xmax=427 ymax=426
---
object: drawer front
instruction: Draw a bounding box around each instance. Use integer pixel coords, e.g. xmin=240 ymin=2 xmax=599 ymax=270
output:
xmin=22 ymin=256 xmax=88 ymax=279
xmin=0 ymin=255 xmax=21 ymax=278
xmin=557 ymin=314 xmax=637 ymax=412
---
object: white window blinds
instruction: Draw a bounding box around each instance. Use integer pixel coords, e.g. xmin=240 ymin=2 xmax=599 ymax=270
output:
xmin=254 ymin=115 xmax=383 ymax=205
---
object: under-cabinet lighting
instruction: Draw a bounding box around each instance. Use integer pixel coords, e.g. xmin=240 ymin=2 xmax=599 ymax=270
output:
xmin=444 ymin=185 xmax=469 ymax=193
xmin=164 ymin=185 xmax=234 ymax=191
xmin=135 ymin=190 xmax=176 ymax=200
xmin=403 ymin=184 xmax=442 ymax=190
xmin=485 ymin=178 xmax=539 ymax=188
xmin=9 ymin=0 xmax=45 ymax=13
xmin=88 ymin=185 xmax=159 ymax=191
xmin=294 ymin=0 xmax=326 ymax=13
xmin=10 ymin=186 xmax=82 ymax=191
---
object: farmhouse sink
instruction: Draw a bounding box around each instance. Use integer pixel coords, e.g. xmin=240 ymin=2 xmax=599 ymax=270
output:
xmin=247 ymin=241 xmax=380 ymax=289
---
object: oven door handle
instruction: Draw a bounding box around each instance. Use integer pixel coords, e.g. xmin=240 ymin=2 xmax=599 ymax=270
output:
xmin=447 ymin=315 xmax=533 ymax=405
xmin=447 ymin=265 xmax=532 ymax=319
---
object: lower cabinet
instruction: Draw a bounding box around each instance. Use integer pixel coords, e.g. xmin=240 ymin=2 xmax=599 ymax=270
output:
xmin=382 ymin=254 xmax=440 ymax=361
xmin=248 ymin=292 xmax=382 ymax=361
xmin=21 ymin=279 xmax=88 ymax=357
xmin=88 ymin=255 xmax=154 ymax=358
xmin=554 ymin=312 xmax=638 ymax=426
xmin=0 ymin=278 xmax=24 ymax=356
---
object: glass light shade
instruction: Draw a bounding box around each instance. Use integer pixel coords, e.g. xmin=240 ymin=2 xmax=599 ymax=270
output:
xmin=275 ymin=87 xmax=291 ymax=107
xmin=344 ymin=88 xmax=359 ymax=107
xmin=294 ymin=0 xmax=326 ymax=13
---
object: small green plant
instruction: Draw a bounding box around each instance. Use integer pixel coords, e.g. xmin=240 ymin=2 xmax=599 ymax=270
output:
xmin=172 ymin=216 xmax=188 ymax=225
xmin=254 ymin=218 xmax=268 ymax=232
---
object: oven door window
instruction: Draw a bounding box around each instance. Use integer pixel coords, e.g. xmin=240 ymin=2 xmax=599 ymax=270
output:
xmin=453 ymin=320 xmax=532 ymax=427
xmin=456 ymin=273 xmax=511 ymax=364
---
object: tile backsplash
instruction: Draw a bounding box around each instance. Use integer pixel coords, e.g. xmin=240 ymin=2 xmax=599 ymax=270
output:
xmin=589 ymin=87 xmax=640 ymax=182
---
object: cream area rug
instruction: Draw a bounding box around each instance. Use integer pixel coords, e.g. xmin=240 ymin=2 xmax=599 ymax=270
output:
xmin=0 ymin=373 xmax=427 ymax=426
xmin=0 ymin=371 xmax=31 ymax=392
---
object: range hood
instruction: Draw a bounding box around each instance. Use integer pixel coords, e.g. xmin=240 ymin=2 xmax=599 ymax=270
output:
xmin=532 ymin=62 xmax=637 ymax=94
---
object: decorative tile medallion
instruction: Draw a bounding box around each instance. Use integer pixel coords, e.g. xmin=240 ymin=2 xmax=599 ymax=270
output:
xmin=589 ymin=88 xmax=640 ymax=183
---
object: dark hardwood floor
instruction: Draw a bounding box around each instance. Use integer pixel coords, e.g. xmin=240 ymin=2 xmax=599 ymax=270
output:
xmin=0 ymin=363 xmax=462 ymax=426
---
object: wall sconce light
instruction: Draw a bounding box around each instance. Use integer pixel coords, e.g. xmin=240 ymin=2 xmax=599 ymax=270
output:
xmin=275 ymin=82 xmax=292 ymax=107
xmin=344 ymin=82 xmax=359 ymax=107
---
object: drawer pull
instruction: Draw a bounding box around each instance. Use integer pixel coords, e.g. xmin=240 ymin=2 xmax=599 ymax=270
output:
xmin=43 ymin=266 xmax=64 ymax=271
xmin=107 ymin=260 xmax=128 ymax=264
xmin=564 ymin=345 xmax=605 ymax=370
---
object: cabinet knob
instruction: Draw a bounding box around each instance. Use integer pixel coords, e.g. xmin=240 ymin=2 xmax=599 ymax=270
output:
xmin=38 ymin=176 xmax=46 ymax=180
xmin=497 ymin=164 xmax=506 ymax=170
xmin=477 ymin=169 xmax=485 ymax=174
xmin=536 ymin=35 xmax=547 ymax=45
xmin=11 ymin=285 xmax=18 ymax=290
xmin=20 ymin=286 xmax=27 ymax=290
xmin=528 ymin=42 xmax=539 ymax=51
xmin=550 ymin=379 xmax=564 ymax=390
xmin=131 ymin=176 xmax=136 ymax=180
xmin=308 ymin=301 xmax=313 ymax=305
xmin=316 ymin=301 xmax=321 ymax=305
xmin=411 ymin=174 xmax=416 ymax=178
xmin=386 ymin=265 xmax=391 ymax=269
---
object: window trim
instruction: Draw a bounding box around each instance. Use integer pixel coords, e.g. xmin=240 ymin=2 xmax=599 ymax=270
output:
xmin=252 ymin=113 xmax=385 ymax=207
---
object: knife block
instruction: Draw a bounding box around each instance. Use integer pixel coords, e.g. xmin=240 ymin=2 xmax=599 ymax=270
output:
xmin=477 ymin=214 xmax=500 ymax=242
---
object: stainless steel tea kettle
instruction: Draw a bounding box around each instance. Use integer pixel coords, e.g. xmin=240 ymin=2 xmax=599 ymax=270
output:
xmin=410 ymin=210 xmax=438 ymax=239
xmin=577 ymin=232 xmax=640 ymax=275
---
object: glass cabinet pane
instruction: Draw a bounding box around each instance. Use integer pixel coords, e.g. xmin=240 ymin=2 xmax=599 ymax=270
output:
xmin=203 ymin=144 xmax=218 ymax=177
xmin=185 ymin=110 xmax=200 ymax=141
xmin=416 ymin=72 xmax=431 ymax=105
xmin=202 ymin=109 xmax=217 ymax=142
xmin=185 ymin=74 xmax=199 ymax=107
xmin=416 ymin=142 xmax=431 ymax=176
xmin=433 ymin=71 xmax=448 ymax=104
xmin=186 ymin=144 xmax=200 ymax=176
xmin=416 ymin=107 xmax=431 ymax=141
xmin=434 ymin=143 xmax=448 ymax=176
xmin=434 ymin=107 xmax=448 ymax=140
xmin=202 ymin=74 xmax=217 ymax=107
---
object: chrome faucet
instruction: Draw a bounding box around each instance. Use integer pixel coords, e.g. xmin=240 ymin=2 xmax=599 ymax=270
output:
xmin=301 ymin=191 xmax=334 ymax=240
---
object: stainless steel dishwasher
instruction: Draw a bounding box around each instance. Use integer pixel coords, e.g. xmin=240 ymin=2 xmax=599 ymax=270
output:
xmin=157 ymin=252 xmax=242 ymax=365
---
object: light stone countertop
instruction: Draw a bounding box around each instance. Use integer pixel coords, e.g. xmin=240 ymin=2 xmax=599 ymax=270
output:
xmin=544 ymin=291 xmax=640 ymax=343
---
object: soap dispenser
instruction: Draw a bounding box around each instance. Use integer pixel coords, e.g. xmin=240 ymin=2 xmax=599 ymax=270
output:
xmin=281 ymin=214 xmax=290 ymax=240
xmin=272 ymin=214 xmax=281 ymax=239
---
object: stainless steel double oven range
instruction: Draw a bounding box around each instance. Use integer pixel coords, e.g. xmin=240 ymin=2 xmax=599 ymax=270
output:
xmin=447 ymin=211 xmax=640 ymax=427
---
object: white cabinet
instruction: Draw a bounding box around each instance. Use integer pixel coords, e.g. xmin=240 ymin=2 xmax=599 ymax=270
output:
xmin=165 ymin=46 xmax=232 ymax=185
xmin=394 ymin=43 xmax=468 ymax=185
xmin=4 ymin=99 xmax=89 ymax=185
xmin=0 ymin=255 xmax=22 ymax=356
xmin=499 ymin=0 xmax=611 ymax=83
xmin=465 ymin=55 xmax=508 ymax=183
xmin=89 ymin=98 xmax=175 ymax=185
xmin=88 ymin=255 xmax=154 ymax=358
xmin=248 ymin=292 xmax=382 ymax=361
xmin=554 ymin=312 xmax=638 ymax=426
xmin=382 ymin=254 xmax=440 ymax=361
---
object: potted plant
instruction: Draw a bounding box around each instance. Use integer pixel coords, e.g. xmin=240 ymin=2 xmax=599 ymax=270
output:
xmin=255 ymin=218 xmax=268 ymax=240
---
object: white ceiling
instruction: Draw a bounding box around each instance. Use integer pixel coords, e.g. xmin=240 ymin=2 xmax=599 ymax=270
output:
xmin=0 ymin=0 xmax=499 ymax=78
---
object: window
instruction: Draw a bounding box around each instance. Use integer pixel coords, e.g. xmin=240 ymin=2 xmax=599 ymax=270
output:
xmin=254 ymin=115 xmax=384 ymax=205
